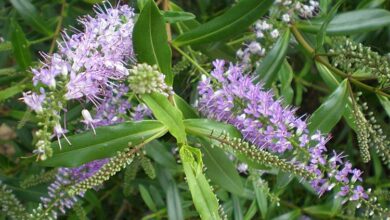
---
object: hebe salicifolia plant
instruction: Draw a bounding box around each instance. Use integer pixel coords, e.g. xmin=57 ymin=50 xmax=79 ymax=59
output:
xmin=0 ymin=0 xmax=390 ymax=219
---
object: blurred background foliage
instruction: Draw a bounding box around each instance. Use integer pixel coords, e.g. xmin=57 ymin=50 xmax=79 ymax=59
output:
xmin=0 ymin=0 xmax=390 ymax=219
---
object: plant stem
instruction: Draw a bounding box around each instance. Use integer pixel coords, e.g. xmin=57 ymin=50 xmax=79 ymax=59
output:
xmin=163 ymin=0 xmax=172 ymax=42
xmin=290 ymin=25 xmax=390 ymax=98
xmin=49 ymin=0 xmax=67 ymax=55
xmin=172 ymin=44 xmax=210 ymax=76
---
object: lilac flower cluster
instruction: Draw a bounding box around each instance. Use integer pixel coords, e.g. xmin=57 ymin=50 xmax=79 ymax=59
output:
xmin=93 ymin=84 xmax=132 ymax=127
xmin=23 ymin=2 xmax=136 ymax=159
xmin=40 ymin=168 xmax=80 ymax=218
xmin=31 ymin=3 xmax=135 ymax=103
xmin=198 ymin=60 xmax=368 ymax=203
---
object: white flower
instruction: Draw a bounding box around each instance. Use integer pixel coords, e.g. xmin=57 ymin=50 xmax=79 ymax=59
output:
xmin=270 ymin=29 xmax=280 ymax=39
xmin=282 ymin=14 xmax=291 ymax=23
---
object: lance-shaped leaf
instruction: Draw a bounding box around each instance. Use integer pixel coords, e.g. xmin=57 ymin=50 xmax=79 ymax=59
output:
xmin=133 ymin=0 xmax=173 ymax=85
xmin=316 ymin=62 xmax=356 ymax=130
xmin=184 ymin=119 xmax=241 ymax=138
xmin=199 ymin=139 xmax=245 ymax=195
xmin=173 ymin=0 xmax=273 ymax=46
xmin=297 ymin=9 xmax=390 ymax=35
xmin=40 ymin=120 xmax=167 ymax=167
xmin=10 ymin=0 xmax=53 ymax=36
xmin=163 ymin=11 xmax=195 ymax=23
xmin=254 ymin=29 xmax=290 ymax=87
xmin=308 ymin=79 xmax=349 ymax=133
xmin=278 ymin=61 xmax=294 ymax=104
xmin=142 ymin=92 xmax=187 ymax=143
xmin=315 ymin=0 xmax=345 ymax=49
xmin=173 ymin=94 xmax=198 ymax=119
xmin=179 ymin=145 xmax=221 ymax=219
xmin=377 ymin=95 xmax=390 ymax=117
xmin=10 ymin=20 xmax=32 ymax=70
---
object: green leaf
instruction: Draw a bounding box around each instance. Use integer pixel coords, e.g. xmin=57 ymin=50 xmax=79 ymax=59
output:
xmin=10 ymin=19 xmax=32 ymax=70
xmin=40 ymin=120 xmax=167 ymax=167
xmin=272 ymin=210 xmax=301 ymax=220
xmin=133 ymin=0 xmax=173 ymax=85
xmin=174 ymin=94 xmax=198 ymax=119
xmin=277 ymin=61 xmax=294 ymax=104
xmin=169 ymin=2 xmax=236 ymax=61
xmin=163 ymin=11 xmax=196 ymax=23
xmin=145 ymin=141 xmax=177 ymax=169
xmin=315 ymin=62 xmax=356 ymax=130
xmin=297 ymin=9 xmax=390 ymax=35
xmin=10 ymin=0 xmax=53 ymax=36
xmin=316 ymin=0 xmax=344 ymax=49
xmin=200 ymin=139 xmax=244 ymax=195
xmin=377 ymin=95 xmax=390 ymax=117
xmin=243 ymin=200 xmax=257 ymax=220
xmin=308 ymin=79 xmax=349 ymax=133
xmin=137 ymin=0 xmax=148 ymax=10
xmin=166 ymin=181 xmax=184 ymax=220
xmin=179 ymin=145 xmax=221 ymax=219
xmin=0 ymin=41 xmax=12 ymax=52
xmin=232 ymin=195 xmax=243 ymax=220
xmin=0 ymin=84 xmax=25 ymax=102
xmin=142 ymin=92 xmax=187 ymax=143
xmin=184 ymin=119 xmax=241 ymax=138
xmin=183 ymin=119 xmax=268 ymax=170
xmin=254 ymin=29 xmax=290 ymax=87
xmin=254 ymin=182 xmax=268 ymax=219
xmin=173 ymin=0 xmax=273 ymax=46
xmin=139 ymin=184 xmax=157 ymax=211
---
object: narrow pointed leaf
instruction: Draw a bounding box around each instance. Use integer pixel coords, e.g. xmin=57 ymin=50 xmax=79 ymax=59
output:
xmin=179 ymin=145 xmax=221 ymax=219
xmin=173 ymin=0 xmax=273 ymax=46
xmin=316 ymin=62 xmax=356 ymax=130
xmin=10 ymin=20 xmax=32 ymax=70
xmin=174 ymin=94 xmax=198 ymax=119
xmin=142 ymin=92 xmax=186 ymax=143
xmin=166 ymin=181 xmax=183 ymax=220
xmin=200 ymin=139 xmax=244 ymax=195
xmin=163 ymin=11 xmax=195 ymax=23
xmin=297 ymin=9 xmax=390 ymax=35
xmin=278 ymin=61 xmax=294 ymax=104
xmin=133 ymin=0 xmax=173 ymax=85
xmin=40 ymin=120 xmax=167 ymax=167
xmin=308 ymin=79 xmax=349 ymax=133
xmin=254 ymin=29 xmax=290 ymax=87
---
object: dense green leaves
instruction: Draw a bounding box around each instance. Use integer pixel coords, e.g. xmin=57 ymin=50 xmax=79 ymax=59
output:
xmin=142 ymin=93 xmax=187 ymax=143
xmin=298 ymin=9 xmax=390 ymax=35
xmin=40 ymin=121 xmax=167 ymax=167
xmin=254 ymin=29 xmax=290 ymax=87
xmin=133 ymin=0 xmax=173 ymax=85
xmin=308 ymin=79 xmax=349 ymax=133
xmin=10 ymin=0 xmax=53 ymax=36
xmin=10 ymin=20 xmax=32 ymax=70
xmin=173 ymin=0 xmax=273 ymax=46
xmin=179 ymin=145 xmax=221 ymax=219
